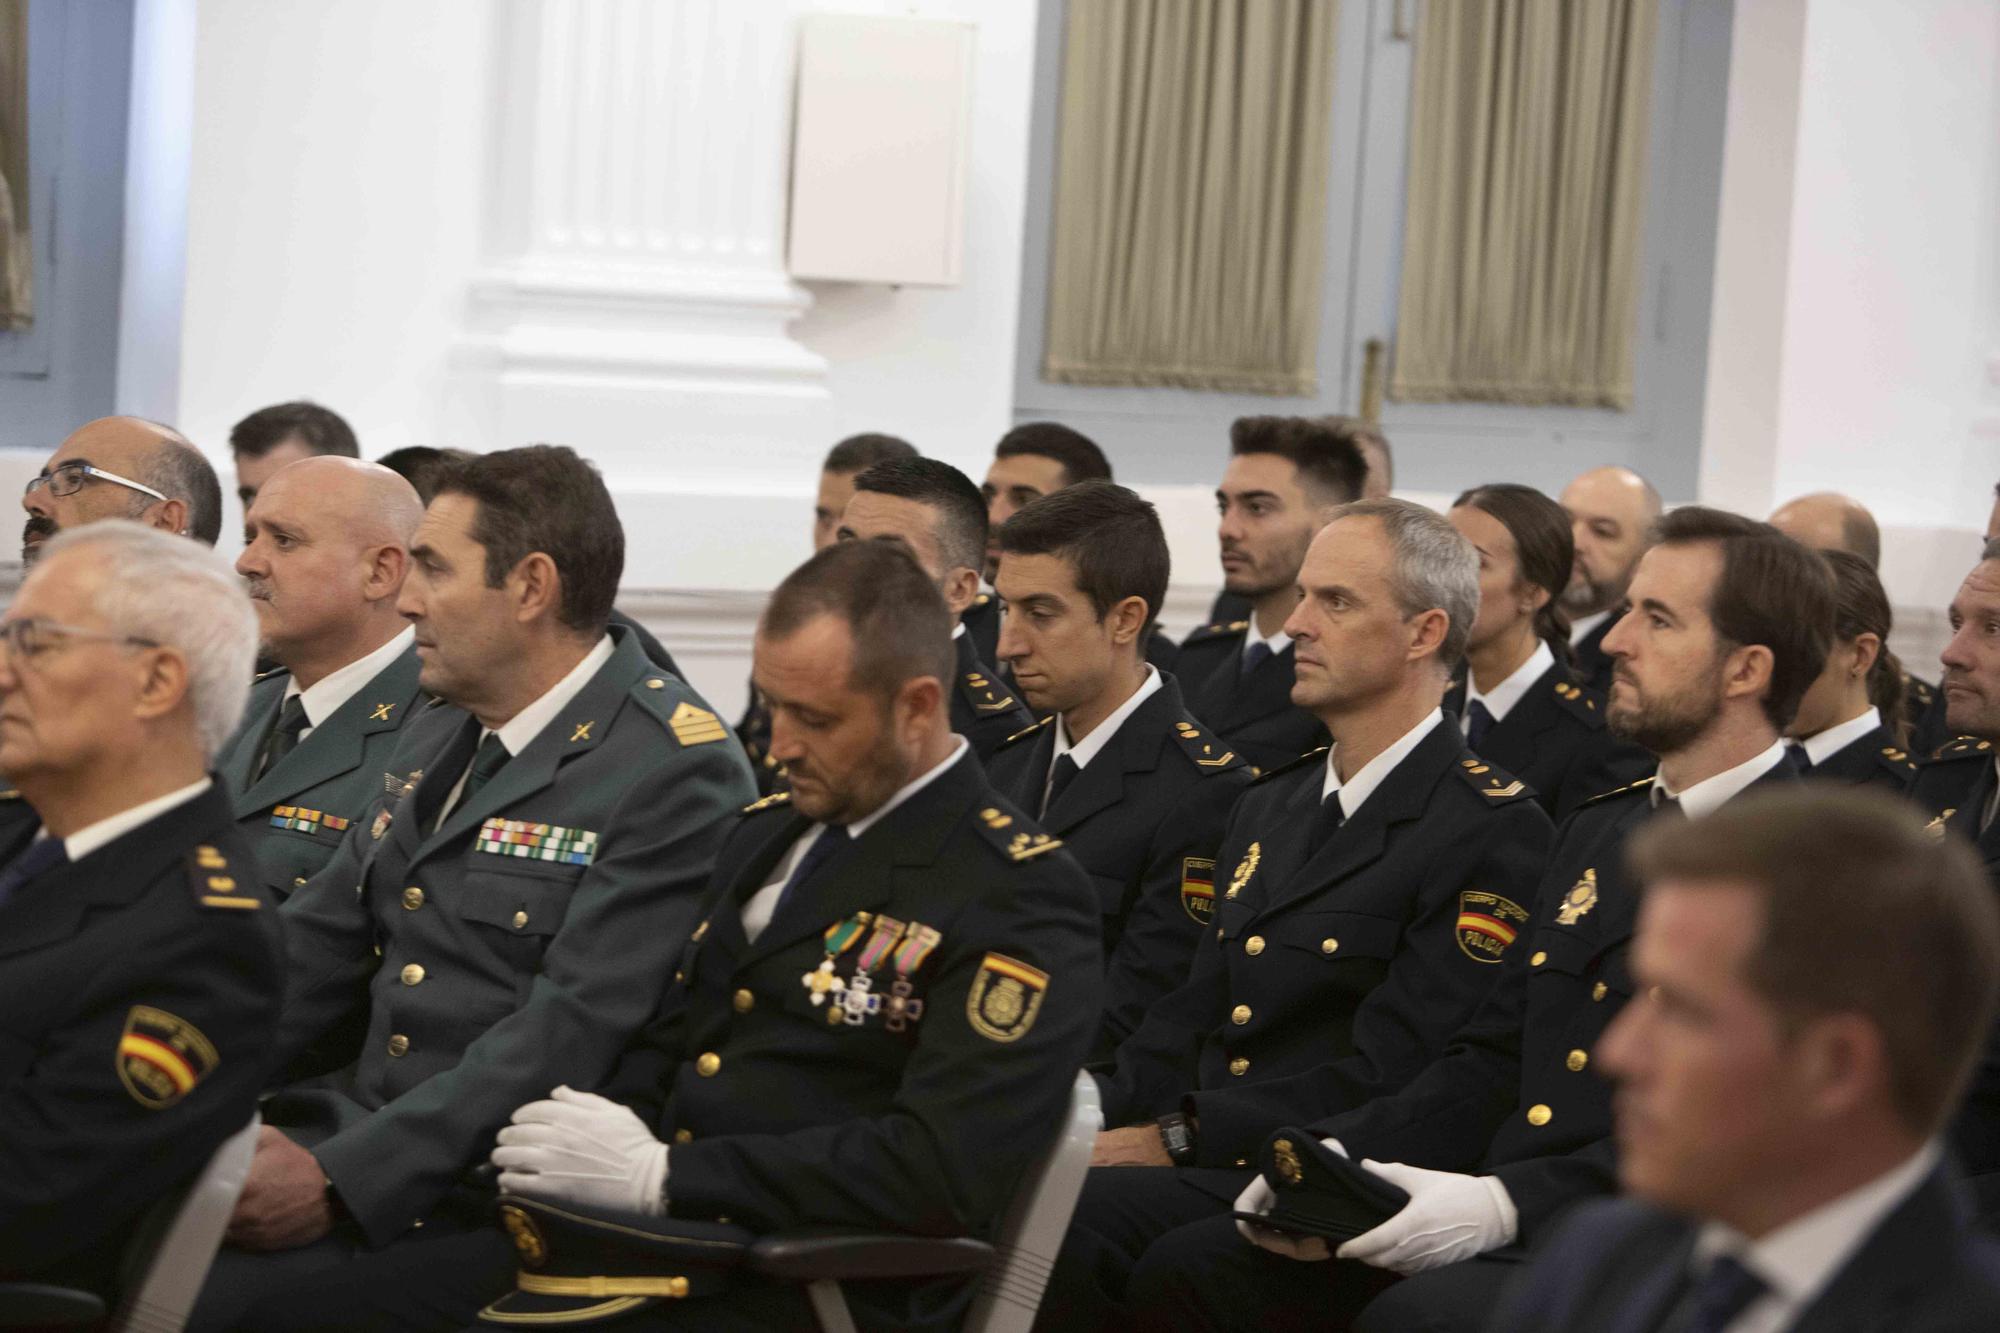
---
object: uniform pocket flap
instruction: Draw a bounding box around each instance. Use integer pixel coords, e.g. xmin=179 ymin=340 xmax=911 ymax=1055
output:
xmin=455 ymin=875 xmax=573 ymax=938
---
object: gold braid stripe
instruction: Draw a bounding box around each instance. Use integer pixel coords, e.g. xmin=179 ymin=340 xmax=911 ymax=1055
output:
xmin=515 ymin=1273 xmax=692 ymax=1299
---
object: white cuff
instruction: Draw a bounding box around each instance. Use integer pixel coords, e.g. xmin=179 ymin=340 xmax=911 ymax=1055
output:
xmin=1479 ymin=1175 xmax=1520 ymax=1247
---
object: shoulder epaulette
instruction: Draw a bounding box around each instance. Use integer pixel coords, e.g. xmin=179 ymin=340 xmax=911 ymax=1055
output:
xmin=1929 ymin=736 xmax=1994 ymax=763
xmin=996 ymin=714 xmax=1056 ymax=750
xmin=1250 ymin=745 xmax=1329 ymax=786
xmin=1905 ymin=674 xmax=1937 ymax=707
xmin=629 ymin=675 xmax=732 ymax=747
xmin=1578 ymin=775 xmax=1656 ymax=809
xmin=959 ymin=671 xmax=1021 ymax=715
xmin=186 ymin=843 xmax=262 ymax=912
xmin=1548 ymin=678 xmax=1607 ymax=728
xmin=971 ymin=804 xmax=1065 ymax=864
xmin=1180 ymin=619 xmax=1250 ymax=647
xmin=1453 ymin=756 xmax=1534 ymax=803
xmin=1169 ymin=719 xmax=1244 ymax=773
xmin=741 ymin=790 xmax=792 ymax=815
xmin=1876 ymin=744 xmax=1918 ymax=776
xmin=252 ymin=665 xmax=289 ymax=685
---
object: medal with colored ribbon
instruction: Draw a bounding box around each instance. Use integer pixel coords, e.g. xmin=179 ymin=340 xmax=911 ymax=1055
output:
xmin=802 ymin=912 xmax=871 ymax=1007
xmin=838 ymin=915 xmax=906 ymax=1026
xmin=884 ymin=923 xmax=942 ymax=1032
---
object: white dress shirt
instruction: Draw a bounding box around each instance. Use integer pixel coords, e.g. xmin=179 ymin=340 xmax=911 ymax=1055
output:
xmin=437 ymin=635 xmax=615 ymax=826
xmin=1798 ymin=706 xmax=1881 ymax=767
xmin=283 ymin=626 xmax=416 ymax=739
xmin=1463 ymin=640 xmax=1554 ymax=735
xmin=1242 ymin=617 xmax=1293 ymax=662
xmin=1652 ymin=741 xmax=1787 ymax=820
xmin=1322 ymin=709 xmax=1445 ymax=815
xmin=61 ymin=778 xmax=215 ymax=861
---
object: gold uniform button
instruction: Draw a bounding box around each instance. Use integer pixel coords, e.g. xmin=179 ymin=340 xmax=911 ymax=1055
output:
xmin=732 ymin=989 xmax=756 ymax=1013
xmin=1592 ymin=982 xmax=1609 ymax=1001
xmin=1231 ymin=1004 xmax=1252 ymax=1025
xmin=403 ymin=887 xmax=424 ymax=910
xmin=696 ymin=1052 xmax=721 ymax=1077
xmin=1320 ymin=938 xmax=1339 ymax=955
xmin=1566 ymin=1049 xmax=1589 ymax=1072
xmin=673 ymin=1128 xmax=693 ymax=1143
xmin=1244 ymin=936 xmax=1265 ymax=956
xmin=1234 ymin=1158 xmax=1248 ymax=1169
xmin=1530 ymin=951 xmax=1548 ymax=967
xmin=647 ymin=678 xmax=666 ymax=690
xmin=400 ymin=964 xmax=425 ymax=986
xmin=513 ymin=910 xmax=529 ymax=930
xmin=1229 ymin=1057 xmax=1250 ymax=1077
xmin=293 ymin=876 xmax=307 ymax=889
xmin=1527 ymin=1104 xmax=1552 ymax=1126
xmin=387 ymin=1035 xmax=410 ymax=1057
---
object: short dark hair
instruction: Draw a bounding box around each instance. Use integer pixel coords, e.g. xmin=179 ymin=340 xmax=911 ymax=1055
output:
xmin=1229 ymin=416 xmax=1367 ymax=505
xmin=1454 ymin=483 xmax=1576 ymax=667
xmin=851 ymin=457 xmax=987 ymax=576
xmin=761 ymin=540 xmax=954 ymax=698
xmin=1819 ymin=550 xmax=1906 ymax=744
xmin=1630 ymin=786 xmax=2000 ymax=1136
xmin=431 ymin=445 xmax=624 ymax=636
xmin=138 ymin=434 xmax=223 ymax=547
xmin=994 ymin=422 xmax=1112 ymax=485
xmin=228 ymin=401 xmax=360 ymax=461
xmin=998 ymin=481 xmax=1169 ymax=638
xmin=823 ymin=433 xmax=918 ymax=476
xmin=1652 ymin=506 xmax=1834 ymax=731
xmin=377 ymin=445 xmax=477 ymax=505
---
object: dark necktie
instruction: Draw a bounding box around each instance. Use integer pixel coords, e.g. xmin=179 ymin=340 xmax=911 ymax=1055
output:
xmin=1466 ymin=698 xmax=1497 ymax=751
xmin=1043 ymin=753 xmax=1081 ymax=819
xmin=1305 ymin=792 xmax=1347 ymax=857
xmin=1240 ymin=640 xmax=1273 ymax=679
xmin=1673 ymin=1253 xmax=1768 ymax=1333
xmin=258 ymin=694 xmax=310 ymax=778
xmin=459 ymin=733 xmax=512 ymax=806
xmin=0 ymin=837 xmax=70 ymax=912
xmin=1783 ymin=743 xmax=1813 ymax=775
xmin=773 ymin=824 xmax=851 ymax=919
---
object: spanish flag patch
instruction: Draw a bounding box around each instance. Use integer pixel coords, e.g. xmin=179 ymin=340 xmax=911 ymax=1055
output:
xmin=1180 ymin=858 xmax=1217 ymax=924
xmin=116 ymin=1006 xmax=218 ymax=1109
xmin=1455 ymin=891 xmax=1529 ymax=964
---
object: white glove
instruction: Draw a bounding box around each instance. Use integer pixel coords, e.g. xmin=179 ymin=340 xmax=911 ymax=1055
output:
xmin=1233 ymin=1137 xmax=1346 ymax=1261
xmin=1334 ymin=1161 xmax=1518 ymax=1275
xmin=492 ymin=1085 xmax=669 ymax=1217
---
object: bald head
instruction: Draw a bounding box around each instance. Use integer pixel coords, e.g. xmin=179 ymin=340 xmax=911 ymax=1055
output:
xmin=1559 ymin=466 xmax=1663 ymax=616
xmin=22 ymin=417 xmax=224 ymax=565
xmin=1770 ymin=491 xmax=1881 ymax=569
xmin=235 ymin=456 xmax=423 ymax=684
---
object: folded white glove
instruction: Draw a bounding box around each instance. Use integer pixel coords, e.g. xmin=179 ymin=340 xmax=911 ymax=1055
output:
xmin=1334 ymin=1161 xmax=1518 ymax=1275
xmin=1233 ymin=1137 xmax=1346 ymax=1262
xmin=491 ymin=1085 xmax=669 ymax=1217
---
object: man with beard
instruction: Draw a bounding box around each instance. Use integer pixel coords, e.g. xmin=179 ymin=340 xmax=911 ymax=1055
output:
xmin=1125 ymin=508 xmax=1832 ymax=1333
xmin=1558 ymin=466 xmax=1661 ymax=692
xmin=1175 ymin=417 xmax=1367 ymax=773
xmin=21 ymin=416 xmax=224 ymax=564
xmin=215 ymin=458 xmax=426 ymax=902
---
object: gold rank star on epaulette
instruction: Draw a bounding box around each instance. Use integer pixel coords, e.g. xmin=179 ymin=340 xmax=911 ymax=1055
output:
xmin=1455 ymin=756 xmax=1529 ymax=800
xmin=187 ymin=844 xmax=261 ymax=911
xmin=741 ymin=790 xmax=793 ymax=815
xmin=1930 ymin=736 xmax=1993 ymax=762
xmin=1171 ymin=720 xmax=1240 ymax=770
xmin=963 ymin=673 xmax=1019 ymax=713
xmin=1879 ymin=745 xmax=1916 ymax=773
xmin=973 ymin=806 xmax=1064 ymax=862
xmin=1182 ymin=619 xmax=1250 ymax=645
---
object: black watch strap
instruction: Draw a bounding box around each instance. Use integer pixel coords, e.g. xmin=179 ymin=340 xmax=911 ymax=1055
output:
xmin=1156 ymin=1111 xmax=1197 ymax=1166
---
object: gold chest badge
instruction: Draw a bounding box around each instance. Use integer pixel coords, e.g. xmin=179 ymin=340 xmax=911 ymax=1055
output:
xmin=1226 ymin=842 xmax=1261 ymax=901
xmin=1556 ymin=869 xmax=1598 ymax=925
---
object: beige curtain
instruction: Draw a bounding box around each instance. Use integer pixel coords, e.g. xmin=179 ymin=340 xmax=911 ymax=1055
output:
xmin=1391 ymin=0 xmax=1657 ymax=409
xmin=1044 ymin=0 xmax=1339 ymax=396
xmin=0 ymin=0 xmax=28 ymax=331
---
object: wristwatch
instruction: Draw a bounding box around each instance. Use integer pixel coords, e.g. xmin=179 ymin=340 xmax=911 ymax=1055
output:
xmin=1156 ymin=1111 xmax=1198 ymax=1166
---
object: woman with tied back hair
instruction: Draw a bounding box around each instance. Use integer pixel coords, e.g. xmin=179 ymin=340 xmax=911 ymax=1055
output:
xmin=1782 ymin=549 xmax=1920 ymax=791
xmin=1445 ymin=483 xmax=1652 ymax=819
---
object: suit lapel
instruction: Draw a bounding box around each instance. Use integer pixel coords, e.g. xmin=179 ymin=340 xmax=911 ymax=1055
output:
xmin=699 ymin=811 xmax=816 ymax=972
xmin=221 ymin=677 xmax=285 ymax=797
xmin=1209 ymin=642 xmax=1296 ymax=730
xmin=1606 ymin=1229 xmax=1695 ymax=1333
xmin=1791 ymin=1164 xmax=1965 ymax=1331
xmin=1045 ymin=684 xmax=1175 ymax=833
xmin=233 ymin=644 xmax=425 ymax=818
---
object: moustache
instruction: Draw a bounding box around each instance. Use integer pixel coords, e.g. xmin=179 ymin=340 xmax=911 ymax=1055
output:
xmin=243 ymin=579 xmax=274 ymax=602
xmin=21 ymin=516 xmax=55 ymax=543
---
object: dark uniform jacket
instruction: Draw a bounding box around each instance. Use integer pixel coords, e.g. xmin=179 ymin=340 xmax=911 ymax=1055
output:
xmin=1570 ymin=615 xmax=1617 ymax=694
xmin=598 ymin=748 xmax=1099 ymax=1322
xmin=216 ymin=639 xmax=427 ymax=901
xmin=1315 ymin=760 xmax=1794 ymax=1239
xmin=269 ymin=631 xmax=756 ymax=1244
xmin=1916 ymin=735 xmax=1998 ymax=823
xmin=986 ymin=674 xmax=1253 ymax=1059
xmin=1489 ymin=1165 xmax=2000 ymax=1333
xmin=1445 ymin=665 xmax=1651 ymax=820
xmin=0 ymin=785 xmax=281 ymax=1293
xmin=608 ymin=608 xmax=682 ymax=681
xmin=1801 ymin=720 xmax=1919 ymax=792
xmin=950 ymin=629 xmax=1033 ymax=761
xmin=1906 ymin=673 xmax=1951 ymax=760
xmin=1176 ymin=620 xmax=1328 ymax=775
xmin=735 ymin=687 xmax=785 ymax=796
xmin=1095 ymin=717 xmax=1554 ymax=1167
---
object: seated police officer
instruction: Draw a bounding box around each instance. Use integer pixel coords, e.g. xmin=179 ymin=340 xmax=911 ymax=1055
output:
xmin=22 ymin=415 xmax=225 ymax=565
xmin=197 ymin=446 xmax=756 ymax=1329
xmin=1037 ymin=500 xmax=1554 ymax=1328
xmin=1132 ymin=509 xmax=1830 ymax=1333
xmin=1557 ymin=465 xmax=1661 ymax=694
xmin=1783 ymin=551 xmax=1919 ymax=791
xmin=1178 ymin=417 xmax=1366 ymax=773
xmin=838 ymin=457 xmax=1032 ymax=760
xmin=1444 ymin=484 xmax=1650 ymax=820
xmin=0 ymin=523 xmax=281 ymax=1299
xmin=218 ymin=456 xmax=427 ymax=901
xmin=986 ymin=482 xmax=1252 ymax=1058
xmin=1494 ymin=788 xmax=2000 ymax=1333
xmin=971 ymin=422 xmax=1113 ymax=665
xmin=232 ymin=540 xmax=1103 ymax=1332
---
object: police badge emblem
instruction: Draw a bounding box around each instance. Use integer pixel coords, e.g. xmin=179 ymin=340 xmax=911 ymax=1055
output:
xmin=967 ymin=953 xmax=1049 ymax=1043
xmin=1556 ymin=868 xmax=1599 ymax=925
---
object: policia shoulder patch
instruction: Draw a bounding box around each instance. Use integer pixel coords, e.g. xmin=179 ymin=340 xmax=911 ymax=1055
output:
xmin=967 ymin=953 xmax=1048 ymax=1043
xmin=117 ymin=1005 xmax=218 ymax=1109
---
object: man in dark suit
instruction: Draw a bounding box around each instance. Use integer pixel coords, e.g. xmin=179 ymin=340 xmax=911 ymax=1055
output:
xmin=216 ymin=457 xmax=427 ymax=901
xmin=1490 ymin=787 xmax=2000 ymax=1333
xmin=987 ymin=482 xmax=1252 ymax=1058
xmin=1035 ymin=500 xmax=1554 ymax=1328
xmin=1176 ymin=417 xmax=1368 ymax=773
xmin=199 ymin=447 xmax=755 ymax=1330
xmin=0 ymin=523 xmax=282 ymax=1301
xmin=1557 ymin=465 xmax=1661 ymax=693
xmin=229 ymin=540 xmax=1104 ymax=1332
xmin=840 ymin=457 xmax=1032 ymax=760
xmin=1133 ymin=508 xmax=1836 ymax=1332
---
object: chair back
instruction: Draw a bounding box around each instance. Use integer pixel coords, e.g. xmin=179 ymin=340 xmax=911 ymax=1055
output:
xmin=962 ymin=1072 xmax=1100 ymax=1333
xmin=108 ymin=1112 xmax=262 ymax=1333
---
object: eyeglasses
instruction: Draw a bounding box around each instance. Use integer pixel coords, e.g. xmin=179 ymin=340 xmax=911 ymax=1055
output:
xmin=0 ymin=617 xmax=161 ymax=665
xmin=24 ymin=462 xmax=169 ymax=504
